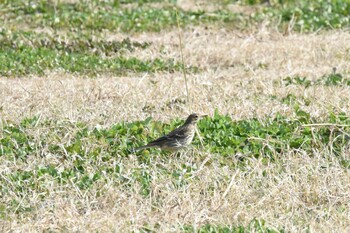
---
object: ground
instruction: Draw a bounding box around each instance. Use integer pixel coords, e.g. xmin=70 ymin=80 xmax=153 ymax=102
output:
xmin=1 ymin=1 xmax=350 ymax=232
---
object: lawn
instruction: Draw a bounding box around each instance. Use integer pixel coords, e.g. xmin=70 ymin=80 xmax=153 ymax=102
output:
xmin=1 ymin=0 xmax=350 ymax=232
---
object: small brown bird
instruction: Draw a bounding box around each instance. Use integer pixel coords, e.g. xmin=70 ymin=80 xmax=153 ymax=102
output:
xmin=135 ymin=113 xmax=206 ymax=152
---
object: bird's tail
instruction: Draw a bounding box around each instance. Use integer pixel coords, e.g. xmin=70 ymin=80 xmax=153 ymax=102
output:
xmin=133 ymin=145 xmax=155 ymax=152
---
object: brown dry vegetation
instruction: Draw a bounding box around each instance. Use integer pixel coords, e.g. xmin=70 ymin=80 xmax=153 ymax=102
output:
xmin=2 ymin=29 xmax=350 ymax=124
xmin=1 ymin=19 xmax=350 ymax=233
xmin=2 ymin=150 xmax=350 ymax=232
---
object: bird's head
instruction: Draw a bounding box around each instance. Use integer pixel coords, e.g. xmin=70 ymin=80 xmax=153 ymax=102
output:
xmin=185 ymin=113 xmax=207 ymax=124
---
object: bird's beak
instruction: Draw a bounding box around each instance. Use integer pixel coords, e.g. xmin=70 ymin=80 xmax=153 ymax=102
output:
xmin=200 ymin=114 xmax=208 ymax=118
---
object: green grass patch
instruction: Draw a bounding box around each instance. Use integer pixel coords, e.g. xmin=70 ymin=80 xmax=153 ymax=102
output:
xmin=225 ymin=0 xmax=350 ymax=32
xmin=181 ymin=219 xmax=283 ymax=233
xmin=0 ymin=29 xmax=198 ymax=76
xmin=2 ymin=0 xmax=349 ymax=34
xmin=200 ymin=110 xmax=350 ymax=159
xmin=256 ymin=0 xmax=350 ymax=32
xmin=0 ymin=29 xmax=151 ymax=55
xmin=1 ymin=1 xmax=348 ymax=77
xmin=2 ymin=111 xmax=350 ymax=163
xmin=1 ymin=111 xmax=350 ymax=215
xmin=283 ymin=72 xmax=350 ymax=87
xmin=140 ymin=219 xmax=284 ymax=232
xmin=0 ymin=44 xmax=194 ymax=76
xmin=1 ymin=0 xmax=244 ymax=32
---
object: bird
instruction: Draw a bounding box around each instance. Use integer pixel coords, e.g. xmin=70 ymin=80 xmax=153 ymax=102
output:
xmin=134 ymin=113 xmax=207 ymax=152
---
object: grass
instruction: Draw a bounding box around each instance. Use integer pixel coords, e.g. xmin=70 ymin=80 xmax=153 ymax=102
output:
xmin=0 ymin=29 xmax=151 ymax=54
xmin=283 ymin=72 xmax=350 ymax=87
xmin=231 ymin=0 xmax=350 ymax=32
xmin=0 ymin=46 xmax=194 ymax=76
xmin=2 ymin=112 xmax=350 ymax=231
xmin=1 ymin=0 xmax=350 ymax=231
xmin=2 ymin=0 xmax=244 ymax=32
xmin=1 ymin=110 xmax=349 ymax=196
xmin=0 ymin=29 xmax=197 ymax=76
xmin=2 ymin=0 xmax=349 ymax=33
xmin=1 ymin=0 xmax=350 ymax=76
xmin=265 ymin=0 xmax=350 ymax=32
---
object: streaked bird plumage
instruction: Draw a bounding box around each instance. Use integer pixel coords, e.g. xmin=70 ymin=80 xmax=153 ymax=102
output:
xmin=135 ymin=113 xmax=206 ymax=152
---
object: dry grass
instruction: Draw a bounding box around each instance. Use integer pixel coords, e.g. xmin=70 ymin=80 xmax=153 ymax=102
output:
xmin=1 ymin=27 xmax=350 ymax=232
xmin=2 ymin=28 xmax=350 ymax=123
xmin=1 ymin=151 xmax=349 ymax=232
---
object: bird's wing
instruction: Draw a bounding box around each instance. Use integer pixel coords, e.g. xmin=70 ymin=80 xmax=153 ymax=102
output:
xmin=148 ymin=126 xmax=187 ymax=144
xmin=148 ymin=135 xmax=170 ymax=144
xmin=167 ymin=125 xmax=187 ymax=137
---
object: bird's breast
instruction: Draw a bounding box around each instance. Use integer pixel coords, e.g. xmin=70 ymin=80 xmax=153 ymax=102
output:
xmin=184 ymin=131 xmax=195 ymax=145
